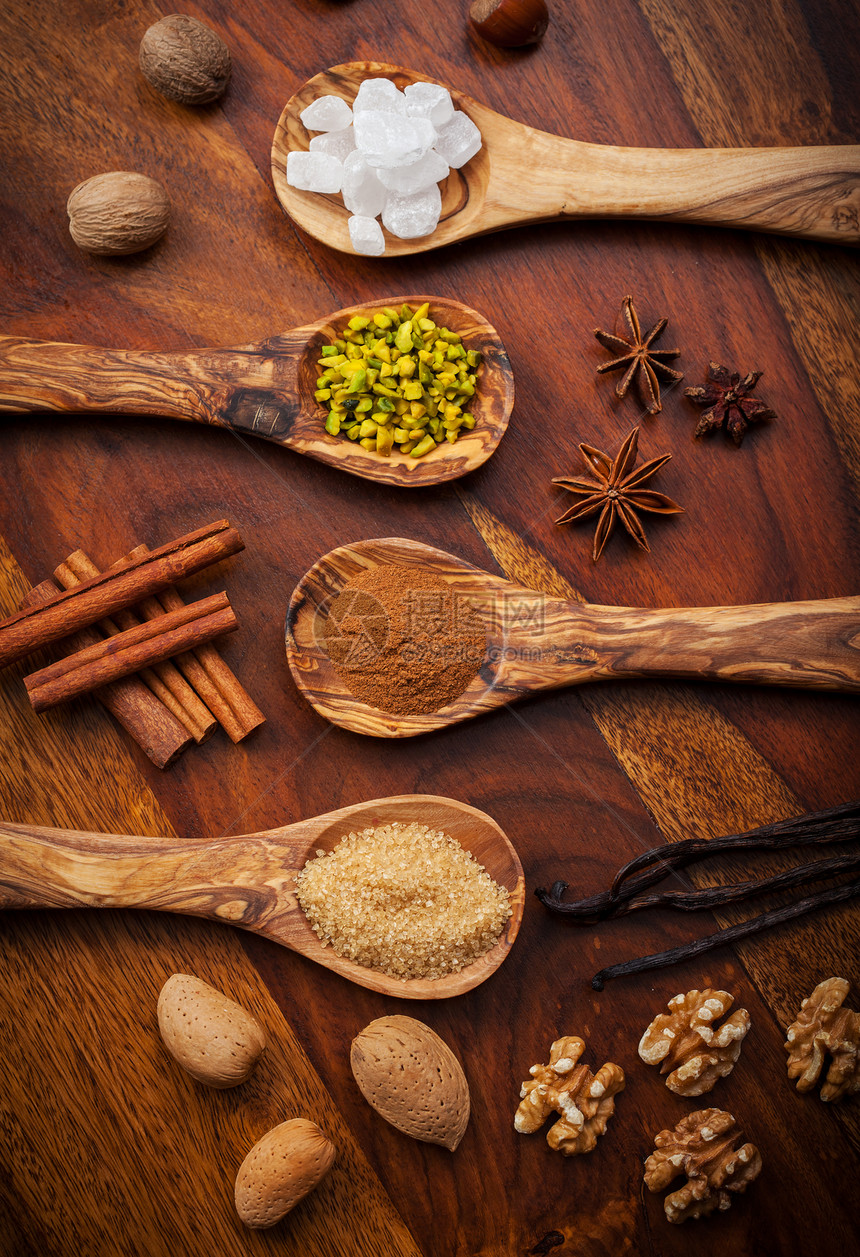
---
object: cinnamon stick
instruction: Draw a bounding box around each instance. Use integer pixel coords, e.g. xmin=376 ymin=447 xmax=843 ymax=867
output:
xmin=56 ymin=552 xmax=216 ymax=745
xmin=0 ymin=519 xmax=243 ymax=669
xmin=127 ymin=544 xmax=265 ymax=742
xmin=24 ymin=593 xmax=238 ymax=712
xmin=22 ymin=580 xmax=193 ymax=769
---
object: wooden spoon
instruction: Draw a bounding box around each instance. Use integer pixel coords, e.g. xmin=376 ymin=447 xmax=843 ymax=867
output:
xmin=0 ymin=296 xmax=513 ymax=487
xmin=272 ymin=62 xmax=860 ymax=255
xmin=0 ymin=795 xmax=524 ymax=999
xmin=286 ymin=536 xmax=860 ymax=737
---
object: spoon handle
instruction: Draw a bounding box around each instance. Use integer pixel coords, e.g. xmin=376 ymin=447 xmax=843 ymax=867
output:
xmin=0 ymin=822 xmax=299 ymax=925
xmin=519 ymin=595 xmax=860 ymax=691
xmin=0 ymin=336 xmax=301 ymax=440
xmin=523 ymin=134 xmax=860 ymax=244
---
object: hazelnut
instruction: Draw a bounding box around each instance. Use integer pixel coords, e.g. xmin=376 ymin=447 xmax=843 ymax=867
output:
xmin=66 ymin=172 xmax=170 ymax=256
xmin=139 ymin=14 xmax=232 ymax=105
xmin=468 ymin=0 xmax=550 ymax=47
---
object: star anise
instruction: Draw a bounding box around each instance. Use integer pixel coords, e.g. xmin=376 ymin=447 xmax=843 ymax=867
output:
xmin=594 ymin=295 xmax=683 ymax=416
xmin=553 ymin=426 xmax=684 ymax=562
xmin=685 ymin=362 xmax=776 ymax=445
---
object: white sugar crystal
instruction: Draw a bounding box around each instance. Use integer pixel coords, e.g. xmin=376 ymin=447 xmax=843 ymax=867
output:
xmin=433 ymin=111 xmax=482 ymax=168
xmin=354 ymin=111 xmax=436 ymax=169
xmin=309 ymin=128 xmax=356 ymax=161
xmin=342 ymin=152 xmax=389 ymax=217
xmin=353 ymin=78 xmax=407 ymax=115
xmin=342 ymin=149 xmax=372 ymax=194
xmin=404 ymin=82 xmax=454 ymax=128
xmin=300 ymin=95 xmax=353 ymax=132
xmin=382 ymin=184 xmax=442 ymax=239
xmin=289 ymin=79 xmax=482 ymax=255
xmin=377 ymin=149 xmax=449 ymax=194
xmin=348 ymin=215 xmax=385 ymax=256
xmin=286 ymin=151 xmax=343 ymax=194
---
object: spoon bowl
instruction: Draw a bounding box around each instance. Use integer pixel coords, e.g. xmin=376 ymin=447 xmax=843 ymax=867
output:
xmin=286 ymin=536 xmax=860 ymax=737
xmin=272 ymin=61 xmax=860 ymax=254
xmin=0 ymin=794 xmax=525 ymax=999
xmin=0 ymin=296 xmax=513 ymax=487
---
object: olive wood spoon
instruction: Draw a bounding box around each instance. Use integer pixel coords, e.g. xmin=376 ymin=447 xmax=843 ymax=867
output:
xmin=0 ymin=795 xmax=524 ymax=999
xmin=0 ymin=296 xmax=513 ymax=487
xmin=272 ymin=62 xmax=860 ymax=255
xmin=286 ymin=537 xmax=860 ymax=737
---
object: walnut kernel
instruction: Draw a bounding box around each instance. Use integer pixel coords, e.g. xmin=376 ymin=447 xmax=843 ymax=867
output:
xmin=644 ymin=1108 xmax=762 ymax=1224
xmin=785 ymin=976 xmax=860 ymax=1102
xmin=638 ymin=989 xmax=750 ymax=1096
xmin=514 ymin=1035 xmax=624 ymax=1155
xmin=139 ymin=15 xmax=232 ymax=105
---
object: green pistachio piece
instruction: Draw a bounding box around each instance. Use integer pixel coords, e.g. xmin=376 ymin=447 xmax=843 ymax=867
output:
xmin=409 ymin=434 xmax=437 ymax=458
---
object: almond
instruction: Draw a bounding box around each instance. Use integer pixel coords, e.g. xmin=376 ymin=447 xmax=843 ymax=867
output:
xmin=234 ymin=1118 xmax=336 ymax=1229
xmin=350 ymin=1015 xmax=470 ymax=1151
xmin=156 ymin=973 xmax=265 ymax=1088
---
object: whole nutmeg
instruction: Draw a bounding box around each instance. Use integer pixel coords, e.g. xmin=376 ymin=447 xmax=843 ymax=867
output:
xmin=139 ymin=14 xmax=232 ymax=105
xmin=157 ymin=973 xmax=266 ymax=1088
xmin=66 ymin=172 xmax=170 ymax=255
xmin=235 ymin=1119 xmax=336 ymax=1229
xmin=469 ymin=0 xmax=550 ymax=47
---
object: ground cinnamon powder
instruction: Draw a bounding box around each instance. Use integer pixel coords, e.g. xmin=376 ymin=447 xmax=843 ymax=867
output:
xmin=323 ymin=565 xmax=487 ymax=715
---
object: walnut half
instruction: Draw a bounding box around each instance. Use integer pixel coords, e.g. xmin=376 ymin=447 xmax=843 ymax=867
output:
xmin=785 ymin=976 xmax=860 ymax=1102
xmin=644 ymin=1108 xmax=762 ymax=1224
xmin=638 ymin=989 xmax=750 ymax=1096
xmin=514 ymin=1035 xmax=625 ymax=1156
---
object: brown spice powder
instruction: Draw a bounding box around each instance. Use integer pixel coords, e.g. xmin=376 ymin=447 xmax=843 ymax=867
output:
xmin=323 ymin=565 xmax=487 ymax=715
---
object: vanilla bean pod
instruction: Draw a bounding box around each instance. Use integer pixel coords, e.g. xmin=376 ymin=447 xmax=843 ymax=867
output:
xmin=610 ymin=800 xmax=859 ymax=897
xmin=590 ymin=877 xmax=860 ymax=990
xmin=573 ymin=852 xmax=860 ymax=922
xmin=535 ymin=800 xmax=860 ymax=918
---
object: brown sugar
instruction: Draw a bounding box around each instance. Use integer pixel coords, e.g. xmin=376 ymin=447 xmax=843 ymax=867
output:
xmin=322 ymin=564 xmax=487 ymax=715
xmin=295 ymin=821 xmax=512 ymax=980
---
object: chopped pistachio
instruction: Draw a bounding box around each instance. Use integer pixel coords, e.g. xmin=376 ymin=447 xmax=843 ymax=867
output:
xmin=314 ymin=304 xmax=482 ymax=456
xmin=410 ymin=434 xmax=437 ymax=458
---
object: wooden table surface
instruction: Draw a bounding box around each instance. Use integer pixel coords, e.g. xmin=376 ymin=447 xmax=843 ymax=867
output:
xmin=1 ymin=2 xmax=858 ymax=1254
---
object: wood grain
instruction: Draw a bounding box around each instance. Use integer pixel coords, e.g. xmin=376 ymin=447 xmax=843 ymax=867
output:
xmin=0 ymin=795 xmax=525 ymax=999
xmin=0 ymin=295 xmax=514 ymax=487
xmin=272 ymin=61 xmax=860 ymax=255
xmin=0 ymin=0 xmax=858 ymax=1253
xmin=0 ymin=543 xmax=422 ymax=1257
